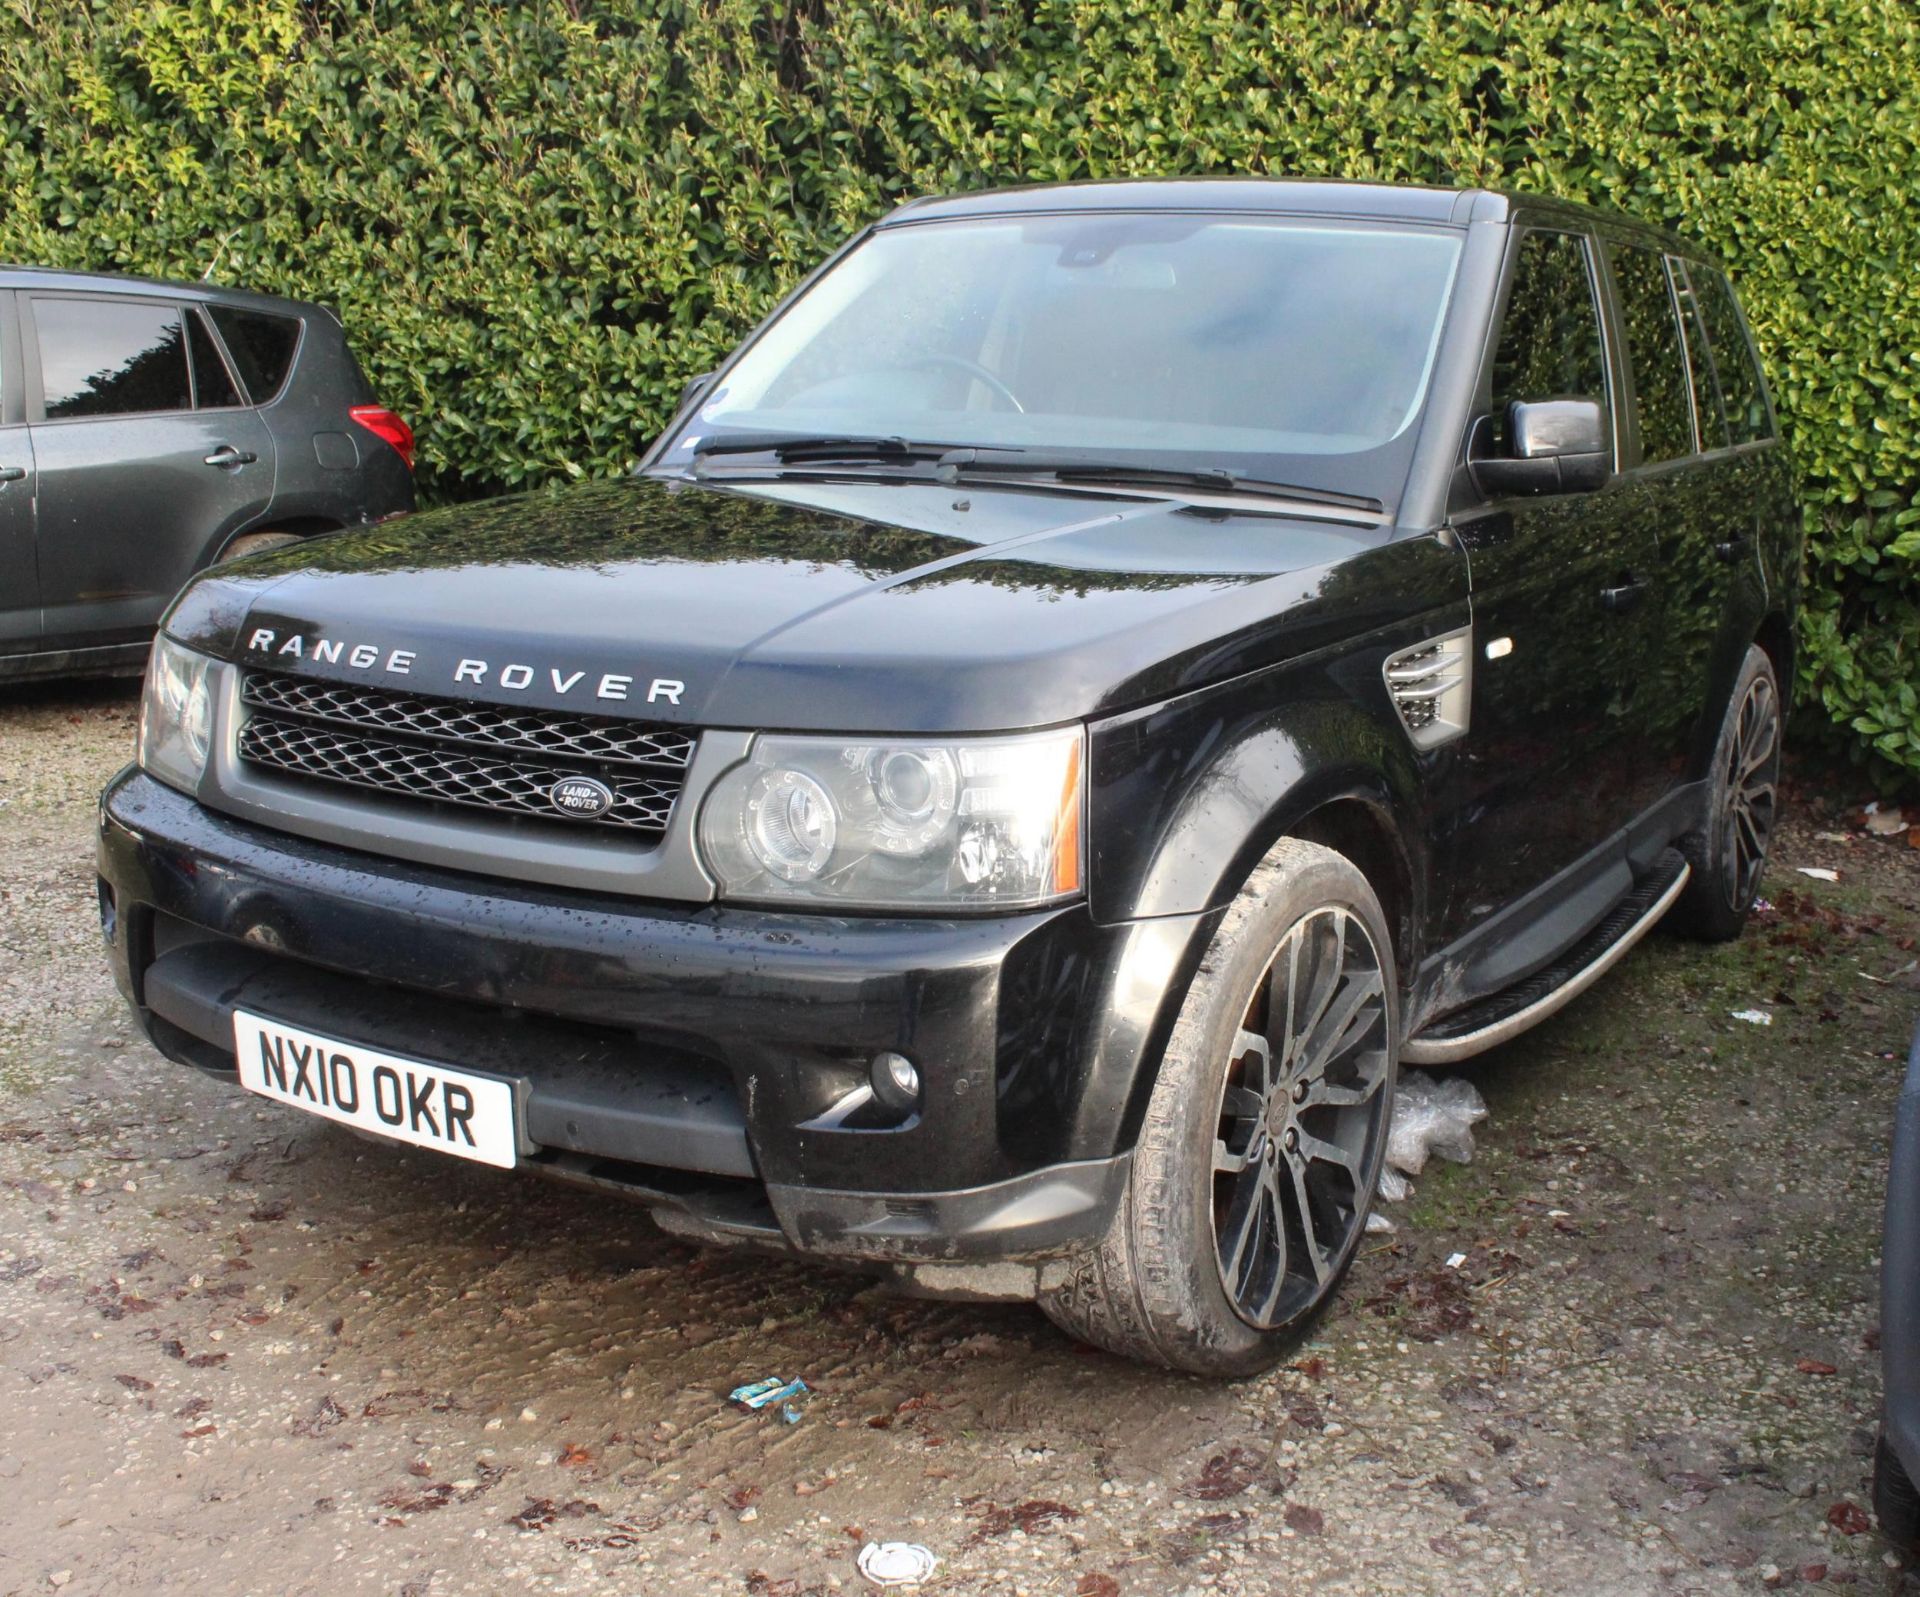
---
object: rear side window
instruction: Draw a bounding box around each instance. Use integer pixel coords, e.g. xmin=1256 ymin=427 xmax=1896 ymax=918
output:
xmin=208 ymin=306 xmax=301 ymax=404
xmin=1610 ymin=247 xmax=1696 ymax=464
xmin=33 ymin=297 xmax=191 ymax=419
xmin=1670 ymin=265 xmax=1724 ymax=449
xmin=187 ymin=310 xmax=243 ymax=409
xmin=1490 ymin=230 xmax=1608 ymax=451
xmin=1691 ymin=267 xmax=1773 ymax=445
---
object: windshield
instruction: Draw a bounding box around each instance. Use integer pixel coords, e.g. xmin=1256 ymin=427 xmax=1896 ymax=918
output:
xmin=665 ymin=213 xmax=1464 ymax=489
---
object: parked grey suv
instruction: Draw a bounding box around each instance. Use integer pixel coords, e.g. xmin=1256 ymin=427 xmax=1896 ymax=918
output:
xmin=0 ymin=268 xmax=415 ymax=681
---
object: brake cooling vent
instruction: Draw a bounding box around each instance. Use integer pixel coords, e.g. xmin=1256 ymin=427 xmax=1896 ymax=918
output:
xmin=1384 ymin=628 xmax=1473 ymax=749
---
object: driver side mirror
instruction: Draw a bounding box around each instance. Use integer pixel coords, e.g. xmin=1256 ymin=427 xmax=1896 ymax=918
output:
xmin=1470 ymin=398 xmax=1611 ymax=498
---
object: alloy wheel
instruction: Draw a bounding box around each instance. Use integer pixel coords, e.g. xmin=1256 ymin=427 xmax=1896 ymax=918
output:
xmin=1720 ymin=672 xmax=1780 ymax=910
xmin=1212 ymin=905 xmax=1392 ymax=1329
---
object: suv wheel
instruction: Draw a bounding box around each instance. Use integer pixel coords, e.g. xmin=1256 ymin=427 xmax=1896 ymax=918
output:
xmin=1039 ymin=837 xmax=1397 ymax=1376
xmin=1673 ymin=644 xmax=1782 ymax=942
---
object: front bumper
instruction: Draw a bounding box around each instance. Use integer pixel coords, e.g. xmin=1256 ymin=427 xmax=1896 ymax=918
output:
xmin=98 ymin=769 xmax=1212 ymax=1280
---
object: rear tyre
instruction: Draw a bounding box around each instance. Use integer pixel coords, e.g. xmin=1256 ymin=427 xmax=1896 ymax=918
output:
xmin=1672 ymin=644 xmax=1781 ymax=943
xmin=219 ymin=531 xmax=304 ymax=562
xmin=1039 ymin=837 xmax=1397 ymax=1376
xmin=1876 ymin=1430 xmax=1920 ymax=1555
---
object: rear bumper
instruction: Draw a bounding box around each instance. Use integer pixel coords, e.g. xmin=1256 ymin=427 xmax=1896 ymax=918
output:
xmin=97 ymin=769 xmax=1208 ymax=1278
xmin=1885 ymin=1022 xmax=1920 ymax=1473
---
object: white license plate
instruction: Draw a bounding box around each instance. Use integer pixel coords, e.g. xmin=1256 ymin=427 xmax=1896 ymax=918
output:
xmin=233 ymin=1010 xmax=520 ymax=1169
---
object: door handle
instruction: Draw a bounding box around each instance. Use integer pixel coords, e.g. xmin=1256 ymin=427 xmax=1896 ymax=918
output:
xmin=1714 ymin=535 xmax=1751 ymax=563
xmin=0 ymin=465 xmax=23 ymax=484
xmin=1600 ymin=578 xmax=1646 ymax=614
xmin=204 ymin=446 xmax=258 ymax=468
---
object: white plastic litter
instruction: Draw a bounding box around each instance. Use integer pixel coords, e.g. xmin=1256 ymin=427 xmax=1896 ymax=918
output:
xmin=1383 ymin=1071 xmax=1489 ymax=1179
xmin=1729 ymin=1008 xmax=1773 ymax=1026
xmin=1376 ymin=1165 xmax=1412 ymax=1203
xmin=1445 ymin=1251 xmax=1468 ymax=1269
xmin=1865 ymin=802 xmax=1907 ymax=837
xmin=857 ymin=1542 xmax=940 ymax=1586
xmin=1365 ymin=1210 xmax=1397 ymax=1234
xmin=1796 ymin=866 xmax=1840 ymax=882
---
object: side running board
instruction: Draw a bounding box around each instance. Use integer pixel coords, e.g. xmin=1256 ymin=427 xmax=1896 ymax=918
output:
xmin=1402 ymin=852 xmax=1691 ymax=1065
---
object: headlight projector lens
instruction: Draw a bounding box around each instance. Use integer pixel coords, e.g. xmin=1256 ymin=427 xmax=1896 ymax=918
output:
xmin=866 ymin=747 xmax=958 ymax=855
xmin=745 ymin=768 xmax=837 ymax=880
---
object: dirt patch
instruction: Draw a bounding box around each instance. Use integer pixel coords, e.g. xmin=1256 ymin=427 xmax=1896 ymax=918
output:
xmin=3 ymin=687 xmax=1918 ymax=1595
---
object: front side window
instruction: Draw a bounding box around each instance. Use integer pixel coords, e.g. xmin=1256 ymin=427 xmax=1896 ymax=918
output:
xmin=674 ymin=214 xmax=1465 ymax=486
xmin=33 ymin=298 xmax=191 ymax=419
xmin=1691 ymin=266 xmax=1773 ymax=445
xmin=1489 ymin=229 xmax=1608 ymax=451
xmin=1610 ymin=247 xmax=1697 ymax=464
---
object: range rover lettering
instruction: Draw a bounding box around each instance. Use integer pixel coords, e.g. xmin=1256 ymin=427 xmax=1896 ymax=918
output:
xmin=96 ymin=182 xmax=1799 ymax=1374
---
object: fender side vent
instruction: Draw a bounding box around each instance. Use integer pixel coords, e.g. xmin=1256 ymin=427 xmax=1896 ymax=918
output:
xmin=1384 ymin=628 xmax=1472 ymax=749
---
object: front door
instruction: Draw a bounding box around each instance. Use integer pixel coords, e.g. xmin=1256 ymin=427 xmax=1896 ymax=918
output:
xmin=1435 ymin=226 xmax=1660 ymax=955
xmin=24 ymin=293 xmax=274 ymax=649
xmin=0 ymin=292 xmax=38 ymax=650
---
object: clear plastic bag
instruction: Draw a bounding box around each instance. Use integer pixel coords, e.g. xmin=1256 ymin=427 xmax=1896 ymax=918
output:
xmin=1383 ymin=1071 xmax=1488 ymax=1180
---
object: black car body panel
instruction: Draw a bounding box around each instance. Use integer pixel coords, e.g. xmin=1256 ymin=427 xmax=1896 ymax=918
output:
xmin=162 ymin=475 xmax=1413 ymax=734
xmin=1884 ymin=1024 xmax=1920 ymax=1533
xmin=95 ymin=179 xmax=1804 ymax=1286
xmin=0 ymin=266 xmax=414 ymax=681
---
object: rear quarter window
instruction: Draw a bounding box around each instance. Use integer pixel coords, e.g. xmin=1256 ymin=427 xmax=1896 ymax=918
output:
xmin=208 ymin=306 xmax=302 ymax=404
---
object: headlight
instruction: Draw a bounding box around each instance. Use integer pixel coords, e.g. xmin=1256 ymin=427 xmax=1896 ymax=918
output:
xmin=137 ymin=635 xmax=216 ymax=793
xmin=698 ymin=728 xmax=1083 ymax=910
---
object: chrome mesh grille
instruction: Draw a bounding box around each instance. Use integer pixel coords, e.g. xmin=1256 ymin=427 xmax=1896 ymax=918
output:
xmin=242 ymin=673 xmax=694 ymax=769
xmin=237 ymin=671 xmax=690 ymax=837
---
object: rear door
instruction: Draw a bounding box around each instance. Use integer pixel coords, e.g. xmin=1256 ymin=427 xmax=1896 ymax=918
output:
xmin=1435 ymin=225 xmax=1662 ymax=957
xmin=1619 ymin=250 xmax=1783 ymax=787
xmin=0 ymin=290 xmax=38 ymax=649
xmin=24 ymin=293 xmax=274 ymax=648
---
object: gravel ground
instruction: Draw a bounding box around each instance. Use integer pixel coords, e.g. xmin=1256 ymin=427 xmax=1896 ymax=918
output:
xmin=2 ymin=679 xmax=1918 ymax=1597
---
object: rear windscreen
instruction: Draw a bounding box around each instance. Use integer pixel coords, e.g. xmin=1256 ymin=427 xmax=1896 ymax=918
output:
xmin=208 ymin=306 xmax=302 ymax=404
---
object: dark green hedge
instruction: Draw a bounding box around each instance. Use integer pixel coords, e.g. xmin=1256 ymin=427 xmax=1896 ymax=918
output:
xmin=3 ymin=2 xmax=1916 ymax=785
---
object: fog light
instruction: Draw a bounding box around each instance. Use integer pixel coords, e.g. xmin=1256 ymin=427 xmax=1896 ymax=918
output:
xmin=870 ymin=1050 xmax=921 ymax=1114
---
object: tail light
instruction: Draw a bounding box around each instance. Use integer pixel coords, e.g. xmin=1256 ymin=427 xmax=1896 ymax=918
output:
xmin=348 ymin=405 xmax=415 ymax=471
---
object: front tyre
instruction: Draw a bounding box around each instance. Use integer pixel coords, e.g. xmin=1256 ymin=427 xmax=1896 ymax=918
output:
xmin=1040 ymin=837 xmax=1398 ymax=1376
xmin=1673 ymin=644 xmax=1782 ymax=942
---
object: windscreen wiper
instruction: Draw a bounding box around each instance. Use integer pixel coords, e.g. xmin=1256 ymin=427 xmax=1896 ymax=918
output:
xmin=931 ymin=449 xmax=1384 ymax=515
xmin=682 ymin=435 xmax=1382 ymax=516
xmin=690 ymin=433 xmax=980 ymax=466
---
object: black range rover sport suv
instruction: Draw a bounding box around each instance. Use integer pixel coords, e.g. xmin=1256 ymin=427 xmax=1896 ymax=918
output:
xmin=97 ymin=181 xmax=1799 ymax=1373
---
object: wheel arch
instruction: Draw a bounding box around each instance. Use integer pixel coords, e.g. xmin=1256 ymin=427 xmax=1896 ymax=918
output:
xmin=1288 ymin=793 xmax=1417 ymax=983
xmin=1753 ymin=609 xmax=1795 ymax=697
xmin=215 ymin=515 xmax=341 ymax=557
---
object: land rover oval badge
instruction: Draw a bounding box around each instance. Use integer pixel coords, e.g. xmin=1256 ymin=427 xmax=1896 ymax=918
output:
xmin=549 ymin=775 xmax=615 ymax=818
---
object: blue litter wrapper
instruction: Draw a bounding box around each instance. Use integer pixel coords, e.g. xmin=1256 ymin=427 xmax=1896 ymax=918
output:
xmin=730 ymin=1376 xmax=809 ymax=1411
